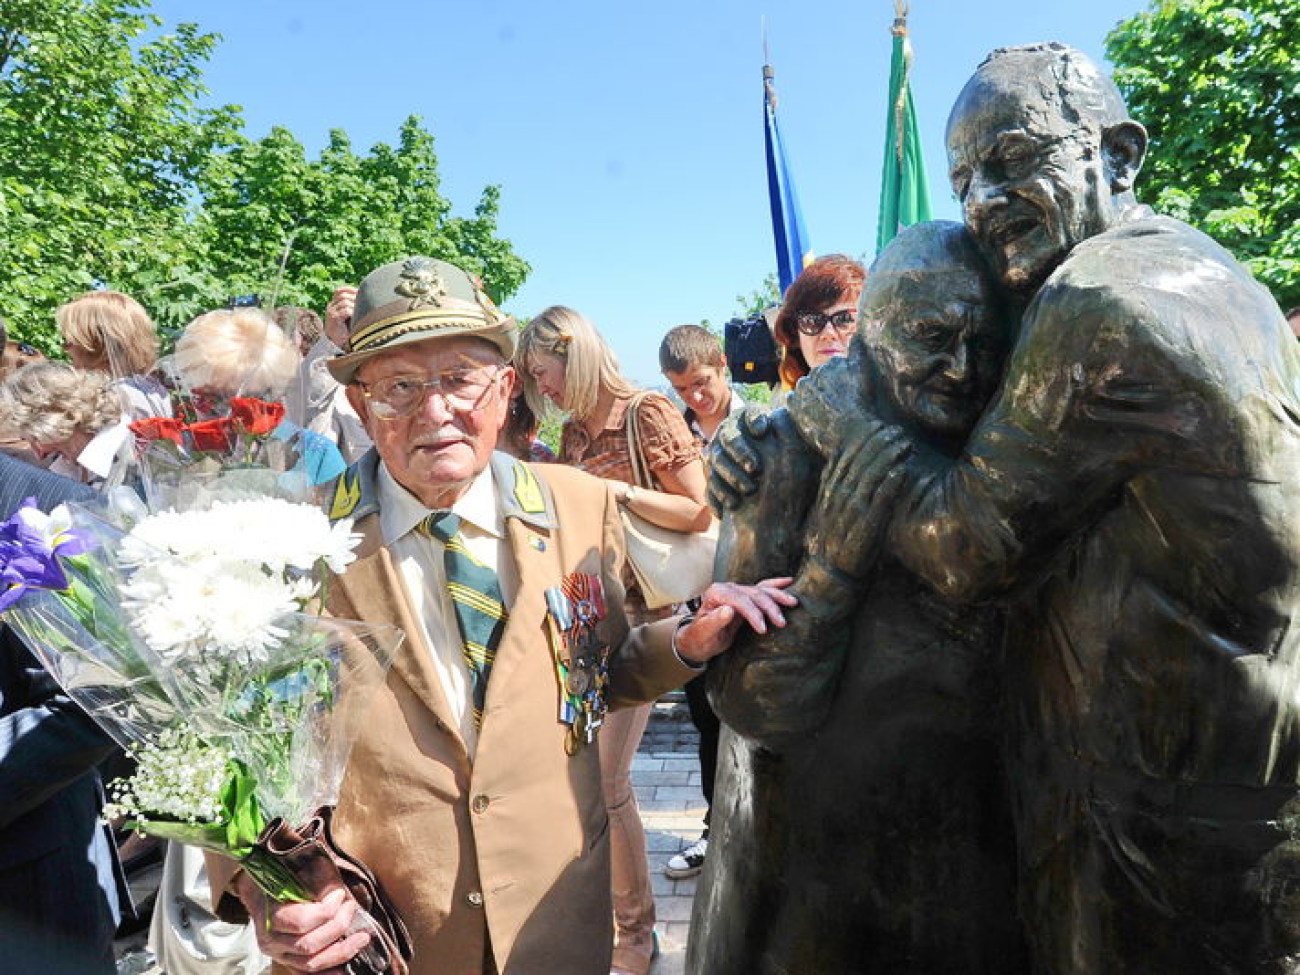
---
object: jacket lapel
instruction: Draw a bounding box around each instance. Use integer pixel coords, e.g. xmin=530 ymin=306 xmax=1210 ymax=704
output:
xmin=334 ymin=515 xmax=468 ymax=755
xmin=482 ymin=455 xmax=560 ymax=719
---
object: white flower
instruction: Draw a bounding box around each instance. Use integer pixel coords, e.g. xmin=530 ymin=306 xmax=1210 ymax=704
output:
xmin=114 ymin=497 xmax=361 ymax=672
xmin=104 ymin=729 xmax=232 ymax=824
xmin=122 ymin=563 xmax=299 ymax=666
xmin=120 ymin=500 xmax=359 ymax=584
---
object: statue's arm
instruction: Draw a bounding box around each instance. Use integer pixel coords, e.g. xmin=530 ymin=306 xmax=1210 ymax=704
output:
xmin=888 ymin=286 xmax=1190 ymax=602
xmin=708 ymin=410 xmax=911 ymax=750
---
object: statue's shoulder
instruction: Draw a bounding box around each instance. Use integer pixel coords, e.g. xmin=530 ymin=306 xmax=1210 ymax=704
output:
xmin=1060 ymin=213 xmax=1244 ymax=291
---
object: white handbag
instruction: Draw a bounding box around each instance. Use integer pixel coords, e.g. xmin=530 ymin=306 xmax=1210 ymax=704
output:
xmin=620 ymin=394 xmax=719 ymax=609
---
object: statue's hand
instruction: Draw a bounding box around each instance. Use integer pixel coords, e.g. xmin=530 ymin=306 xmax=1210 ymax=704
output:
xmin=787 ymin=355 xmax=861 ymax=457
xmin=806 ymin=420 xmax=912 ymax=581
xmin=706 ymin=404 xmax=772 ymax=513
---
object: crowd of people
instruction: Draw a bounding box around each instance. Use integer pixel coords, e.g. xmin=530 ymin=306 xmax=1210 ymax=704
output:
xmin=6 ymin=37 xmax=1300 ymax=975
xmin=0 ymin=239 xmax=840 ymax=975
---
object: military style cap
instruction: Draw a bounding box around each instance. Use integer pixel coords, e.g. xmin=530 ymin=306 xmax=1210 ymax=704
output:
xmin=327 ymin=256 xmax=517 ymax=384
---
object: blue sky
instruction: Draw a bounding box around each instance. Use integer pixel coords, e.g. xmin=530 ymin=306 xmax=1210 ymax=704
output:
xmin=151 ymin=0 xmax=1145 ymax=385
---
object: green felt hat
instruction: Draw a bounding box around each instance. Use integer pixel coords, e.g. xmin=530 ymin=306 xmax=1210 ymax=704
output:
xmin=327 ymin=256 xmax=516 ymax=384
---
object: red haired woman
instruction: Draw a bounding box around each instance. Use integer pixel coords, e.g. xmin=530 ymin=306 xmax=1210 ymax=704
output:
xmin=771 ymin=254 xmax=866 ymax=392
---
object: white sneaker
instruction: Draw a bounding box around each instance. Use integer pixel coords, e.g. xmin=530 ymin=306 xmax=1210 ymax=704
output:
xmin=664 ymin=835 xmax=708 ymax=879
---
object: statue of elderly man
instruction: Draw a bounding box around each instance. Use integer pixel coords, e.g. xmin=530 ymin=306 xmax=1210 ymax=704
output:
xmin=712 ymin=42 xmax=1300 ymax=973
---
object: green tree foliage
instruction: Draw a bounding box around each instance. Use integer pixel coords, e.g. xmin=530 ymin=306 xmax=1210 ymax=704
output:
xmin=0 ymin=0 xmax=240 ymax=351
xmin=735 ymin=272 xmax=781 ymax=318
xmin=181 ymin=117 xmax=530 ymax=326
xmin=0 ymin=1 xmax=531 ymax=350
xmin=1106 ymin=0 xmax=1300 ymax=308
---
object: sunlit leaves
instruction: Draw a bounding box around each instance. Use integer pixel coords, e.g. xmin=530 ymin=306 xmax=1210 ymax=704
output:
xmin=1107 ymin=0 xmax=1299 ymax=307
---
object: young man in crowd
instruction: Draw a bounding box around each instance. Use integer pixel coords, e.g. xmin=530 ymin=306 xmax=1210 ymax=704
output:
xmin=655 ymin=325 xmax=746 ymax=879
xmin=660 ymin=325 xmax=745 ymax=446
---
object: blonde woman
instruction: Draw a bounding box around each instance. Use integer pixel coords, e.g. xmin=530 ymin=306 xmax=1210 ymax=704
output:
xmin=0 ymin=361 xmax=133 ymax=487
xmin=168 ymin=307 xmax=345 ymax=486
xmin=56 ymin=290 xmax=170 ymax=418
xmin=172 ymin=307 xmax=303 ymax=408
xmin=518 ymin=305 xmax=710 ymax=975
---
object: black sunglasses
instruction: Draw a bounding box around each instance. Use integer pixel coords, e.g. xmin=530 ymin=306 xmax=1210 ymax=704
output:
xmin=795 ymin=308 xmax=857 ymax=337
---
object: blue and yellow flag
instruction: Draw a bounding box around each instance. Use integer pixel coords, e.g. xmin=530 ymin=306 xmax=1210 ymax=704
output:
xmin=764 ymin=59 xmax=813 ymax=294
xmin=876 ymin=2 xmax=932 ymax=253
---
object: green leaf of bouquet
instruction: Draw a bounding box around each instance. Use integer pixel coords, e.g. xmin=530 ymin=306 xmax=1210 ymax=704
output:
xmin=220 ymin=758 xmax=268 ymax=857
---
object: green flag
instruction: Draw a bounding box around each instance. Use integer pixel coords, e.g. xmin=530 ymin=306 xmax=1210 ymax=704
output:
xmin=876 ymin=2 xmax=932 ymax=253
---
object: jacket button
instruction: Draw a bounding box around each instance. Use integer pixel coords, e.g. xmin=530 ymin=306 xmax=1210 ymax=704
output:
xmin=471 ymin=794 xmax=490 ymax=814
xmin=466 ymin=891 xmax=484 ymax=907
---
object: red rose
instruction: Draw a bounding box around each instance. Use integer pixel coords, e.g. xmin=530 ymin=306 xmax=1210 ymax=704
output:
xmin=129 ymin=416 xmax=185 ymax=446
xmin=229 ymin=397 xmax=286 ymax=436
xmin=186 ymin=417 xmax=236 ymax=452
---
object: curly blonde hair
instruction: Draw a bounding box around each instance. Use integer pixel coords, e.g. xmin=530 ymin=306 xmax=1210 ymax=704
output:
xmin=56 ymin=291 xmax=160 ymax=376
xmin=0 ymin=361 xmax=122 ymax=443
xmin=173 ymin=308 xmax=300 ymax=397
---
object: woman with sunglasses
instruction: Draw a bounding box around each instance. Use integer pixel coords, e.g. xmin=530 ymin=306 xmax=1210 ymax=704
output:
xmin=771 ymin=254 xmax=867 ymax=393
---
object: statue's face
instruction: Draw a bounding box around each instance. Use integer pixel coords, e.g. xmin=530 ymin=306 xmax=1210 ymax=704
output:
xmin=861 ymin=264 xmax=1007 ymax=443
xmin=946 ymin=74 xmax=1112 ymax=296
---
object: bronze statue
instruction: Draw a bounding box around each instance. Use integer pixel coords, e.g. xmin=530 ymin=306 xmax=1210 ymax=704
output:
xmin=707 ymin=42 xmax=1300 ymax=973
xmin=689 ymin=221 xmax=1028 ymax=973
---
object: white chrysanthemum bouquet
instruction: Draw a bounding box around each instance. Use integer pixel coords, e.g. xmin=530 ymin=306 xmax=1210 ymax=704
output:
xmin=0 ymin=481 xmax=411 ymax=973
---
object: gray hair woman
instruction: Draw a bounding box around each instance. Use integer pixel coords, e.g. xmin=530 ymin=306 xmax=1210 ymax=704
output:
xmin=0 ymin=361 xmax=132 ymax=487
xmin=171 ymin=307 xmax=301 ymax=415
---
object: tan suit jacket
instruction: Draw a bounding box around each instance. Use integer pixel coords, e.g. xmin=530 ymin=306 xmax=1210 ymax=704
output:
xmin=214 ymin=452 xmax=692 ymax=974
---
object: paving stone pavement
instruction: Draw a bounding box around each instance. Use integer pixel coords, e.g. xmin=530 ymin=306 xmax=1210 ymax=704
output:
xmin=638 ymin=691 xmax=706 ymax=975
xmin=116 ymin=691 xmax=706 ymax=974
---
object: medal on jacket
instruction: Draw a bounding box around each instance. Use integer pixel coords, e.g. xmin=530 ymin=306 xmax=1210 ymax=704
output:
xmin=544 ymin=573 xmax=610 ymax=755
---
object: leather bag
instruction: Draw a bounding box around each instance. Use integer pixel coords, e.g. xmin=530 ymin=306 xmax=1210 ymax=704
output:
xmin=620 ymin=393 xmax=718 ymax=610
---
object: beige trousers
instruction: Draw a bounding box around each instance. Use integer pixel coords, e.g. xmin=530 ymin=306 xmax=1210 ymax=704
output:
xmin=600 ymin=701 xmax=655 ymax=974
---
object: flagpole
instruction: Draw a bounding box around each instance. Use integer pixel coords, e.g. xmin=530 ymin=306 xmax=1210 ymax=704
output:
xmin=876 ymin=0 xmax=933 ymax=253
xmin=762 ymin=36 xmax=813 ymax=294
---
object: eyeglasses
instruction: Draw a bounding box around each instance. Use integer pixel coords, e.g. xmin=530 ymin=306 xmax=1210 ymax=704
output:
xmin=356 ymin=366 xmax=504 ymax=419
xmin=795 ymin=309 xmax=857 ymax=337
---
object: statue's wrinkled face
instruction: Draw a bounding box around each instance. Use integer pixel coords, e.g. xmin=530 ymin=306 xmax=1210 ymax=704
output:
xmin=860 ymin=262 xmax=1007 ymax=444
xmin=946 ymin=73 xmax=1111 ymax=296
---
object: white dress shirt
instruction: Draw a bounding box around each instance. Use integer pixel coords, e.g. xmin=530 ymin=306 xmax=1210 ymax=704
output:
xmin=376 ymin=462 xmax=516 ymax=757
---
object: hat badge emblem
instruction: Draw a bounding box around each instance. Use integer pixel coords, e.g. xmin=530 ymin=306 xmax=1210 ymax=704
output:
xmin=395 ymin=257 xmax=448 ymax=308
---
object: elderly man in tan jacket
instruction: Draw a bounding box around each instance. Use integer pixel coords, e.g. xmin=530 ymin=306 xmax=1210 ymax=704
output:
xmin=210 ymin=256 xmax=793 ymax=975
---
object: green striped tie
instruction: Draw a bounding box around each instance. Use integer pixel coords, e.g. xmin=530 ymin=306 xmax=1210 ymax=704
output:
xmin=420 ymin=512 xmax=506 ymax=727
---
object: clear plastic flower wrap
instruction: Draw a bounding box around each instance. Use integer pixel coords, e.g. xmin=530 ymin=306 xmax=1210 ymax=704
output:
xmin=0 ymin=481 xmax=412 ymax=974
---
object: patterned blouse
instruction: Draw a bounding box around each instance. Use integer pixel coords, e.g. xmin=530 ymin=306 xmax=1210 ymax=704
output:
xmin=559 ymin=391 xmax=702 ymax=622
xmin=558 ymin=392 xmax=701 ymax=488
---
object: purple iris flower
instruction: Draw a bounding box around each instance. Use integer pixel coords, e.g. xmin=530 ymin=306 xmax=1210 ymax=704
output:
xmin=0 ymin=499 xmax=93 ymax=611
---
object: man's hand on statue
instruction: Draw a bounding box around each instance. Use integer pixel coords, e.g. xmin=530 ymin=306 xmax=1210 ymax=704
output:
xmin=240 ymin=877 xmax=370 ymax=973
xmin=807 ymin=421 xmax=912 ymax=581
xmin=675 ymin=577 xmax=798 ymax=663
xmin=706 ymin=405 xmax=772 ymax=513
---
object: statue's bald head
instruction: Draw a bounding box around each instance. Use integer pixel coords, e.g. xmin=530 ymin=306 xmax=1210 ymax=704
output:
xmin=955 ymin=43 xmax=1131 ymax=138
xmin=944 ymin=42 xmax=1147 ymax=295
xmin=856 ymin=221 xmax=1010 ymax=449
